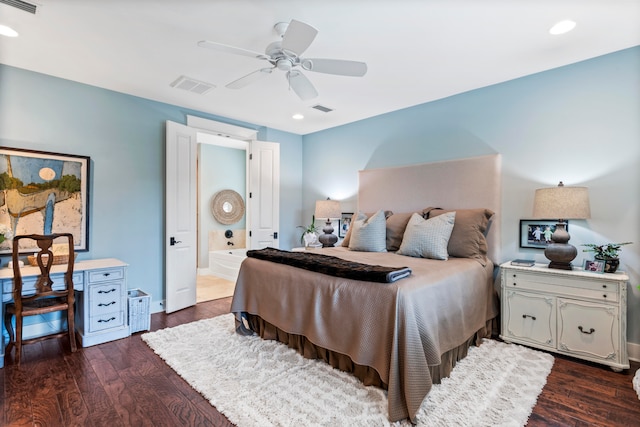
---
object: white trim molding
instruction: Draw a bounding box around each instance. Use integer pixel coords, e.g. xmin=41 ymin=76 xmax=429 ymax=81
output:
xmin=187 ymin=115 xmax=258 ymax=140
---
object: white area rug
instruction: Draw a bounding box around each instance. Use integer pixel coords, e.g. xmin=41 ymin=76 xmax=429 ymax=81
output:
xmin=142 ymin=314 xmax=554 ymax=427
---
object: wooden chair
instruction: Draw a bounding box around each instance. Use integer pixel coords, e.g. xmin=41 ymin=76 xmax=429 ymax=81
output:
xmin=4 ymin=233 xmax=77 ymax=365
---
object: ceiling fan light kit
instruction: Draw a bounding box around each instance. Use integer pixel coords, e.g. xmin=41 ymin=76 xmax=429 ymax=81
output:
xmin=198 ymin=19 xmax=367 ymax=100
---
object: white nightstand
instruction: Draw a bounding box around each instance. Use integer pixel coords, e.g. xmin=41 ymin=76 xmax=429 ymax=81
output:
xmin=500 ymin=262 xmax=629 ymax=371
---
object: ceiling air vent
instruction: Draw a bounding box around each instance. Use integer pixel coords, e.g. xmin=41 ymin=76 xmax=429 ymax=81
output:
xmin=170 ymin=76 xmax=215 ymax=95
xmin=0 ymin=0 xmax=38 ymax=14
xmin=311 ymin=104 xmax=333 ymax=113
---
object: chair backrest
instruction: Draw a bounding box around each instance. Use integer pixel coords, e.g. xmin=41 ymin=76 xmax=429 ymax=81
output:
xmin=11 ymin=233 xmax=75 ymax=309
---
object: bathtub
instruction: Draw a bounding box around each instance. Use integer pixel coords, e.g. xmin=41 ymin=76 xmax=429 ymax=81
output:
xmin=209 ymin=248 xmax=247 ymax=282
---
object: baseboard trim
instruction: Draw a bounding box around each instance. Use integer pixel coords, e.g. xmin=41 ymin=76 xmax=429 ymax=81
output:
xmin=629 ymin=342 xmax=640 ymax=362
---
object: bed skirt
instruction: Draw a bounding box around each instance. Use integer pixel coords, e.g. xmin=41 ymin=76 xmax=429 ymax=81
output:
xmin=241 ymin=313 xmax=494 ymax=392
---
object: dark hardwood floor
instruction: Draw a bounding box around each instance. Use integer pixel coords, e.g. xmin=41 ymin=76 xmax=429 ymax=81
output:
xmin=2 ymin=297 xmax=639 ymax=426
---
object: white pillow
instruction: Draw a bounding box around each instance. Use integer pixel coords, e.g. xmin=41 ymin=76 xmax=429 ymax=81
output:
xmin=397 ymin=212 xmax=456 ymax=260
xmin=348 ymin=210 xmax=387 ymax=252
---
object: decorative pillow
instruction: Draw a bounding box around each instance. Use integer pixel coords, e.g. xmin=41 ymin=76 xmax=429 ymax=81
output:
xmin=422 ymin=207 xmax=494 ymax=263
xmin=341 ymin=210 xmax=393 ymax=247
xmin=397 ymin=212 xmax=456 ymax=260
xmin=348 ymin=210 xmax=388 ymax=252
xmin=385 ymin=212 xmax=414 ymax=252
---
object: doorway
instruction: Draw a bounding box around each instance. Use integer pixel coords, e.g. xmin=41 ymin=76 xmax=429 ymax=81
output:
xmin=196 ymin=134 xmax=248 ymax=303
xmin=165 ymin=119 xmax=279 ymax=313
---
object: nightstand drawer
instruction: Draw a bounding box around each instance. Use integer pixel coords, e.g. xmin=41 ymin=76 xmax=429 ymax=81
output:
xmin=505 ymin=272 xmax=619 ymax=302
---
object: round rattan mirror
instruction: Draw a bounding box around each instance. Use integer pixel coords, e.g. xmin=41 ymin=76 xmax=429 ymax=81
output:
xmin=211 ymin=190 xmax=245 ymax=225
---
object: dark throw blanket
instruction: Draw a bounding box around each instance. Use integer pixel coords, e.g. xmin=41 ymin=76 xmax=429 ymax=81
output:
xmin=246 ymin=247 xmax=412 ymax=283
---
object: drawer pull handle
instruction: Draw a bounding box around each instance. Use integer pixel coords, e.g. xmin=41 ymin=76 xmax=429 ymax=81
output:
xmin=98 ymin=301 xmax=116 ymax=307
xmin=602 ymin=284 xmax=607 ymax=288
xmin=578 ymin=326 xmax=595 ymax=335
xmin=98 ymin=288 xmax=117 ymax=294
xmin=512 ymin=282 xmax=517 ymax=286
xmin=602 ymin=294 xmax=607 ymax=298
xmin=103 ymin=273 xmax=111 ymax=277
xmin=98 ymin=317 xmax=117 ymax=323
xmin=522 ymin=314 xmax=536 ymax=321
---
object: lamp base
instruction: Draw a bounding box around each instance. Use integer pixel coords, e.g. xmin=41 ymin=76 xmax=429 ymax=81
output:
xmin=547 ymin=259 xmax=574 ymax=270
xmin=544 ymin=222 xmax=577 ymax=270
xmin=318 ymin=220 xmax=338 ymax=247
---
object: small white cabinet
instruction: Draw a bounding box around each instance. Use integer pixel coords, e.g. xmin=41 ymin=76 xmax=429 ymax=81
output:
xmin=75 ymin=260 xmax=130 ymax=347
xmin=500 ymin=262 xmax=629 ymax=371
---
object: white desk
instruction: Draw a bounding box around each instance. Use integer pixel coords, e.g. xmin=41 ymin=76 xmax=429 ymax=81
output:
xmin=1 ymin=258 xmax=130 ymax=368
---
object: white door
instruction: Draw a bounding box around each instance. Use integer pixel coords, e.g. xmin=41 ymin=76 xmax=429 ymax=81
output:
xmin=165 ymin=121 xmax=197 ymax=313
xmin=249 ymin=141 xmax=280 ymax=249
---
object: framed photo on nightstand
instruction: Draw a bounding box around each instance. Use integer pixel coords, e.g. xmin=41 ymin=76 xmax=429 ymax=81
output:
xmin=338 ymin=212 xmax=353 ymax=238
xmin=583 ymin=259 xmax=605 ymax=273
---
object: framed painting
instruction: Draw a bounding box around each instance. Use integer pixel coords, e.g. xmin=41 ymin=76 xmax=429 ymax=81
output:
xmin=519 ymin=219 xmax=567 ymax=249
xmin=338 ymin=212 xmax=353 ymax=238
xmin=0 ymin=147 xmax=90 ymax=254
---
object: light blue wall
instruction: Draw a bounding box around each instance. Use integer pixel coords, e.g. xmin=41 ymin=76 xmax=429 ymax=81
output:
xmin=302 ymin=46 xmax=640 ymax=347
xmin=0 ymin=64 xmax=303 ymax=310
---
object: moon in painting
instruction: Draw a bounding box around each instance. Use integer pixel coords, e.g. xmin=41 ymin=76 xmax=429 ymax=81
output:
xmin=39 ymin=167 xmax=56 ymax=181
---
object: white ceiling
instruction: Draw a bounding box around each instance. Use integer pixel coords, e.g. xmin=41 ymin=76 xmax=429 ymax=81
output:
xmin=1 ymin=0 xmax=639 ymax=135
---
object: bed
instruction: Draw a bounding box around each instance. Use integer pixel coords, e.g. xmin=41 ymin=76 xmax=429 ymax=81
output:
xmin=230 ymin=154 xmax=502 ymax=422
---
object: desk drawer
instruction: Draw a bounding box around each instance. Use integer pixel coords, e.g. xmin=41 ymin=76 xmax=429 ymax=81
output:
xmin=89 ymin=311 xmax=125 ymax=332
xmin=2 ymin=272 xmax=84 ymax=295
xmin=88 ymin=268 xmax=125 ymax=284
xmin=89 ymin=280 xmax=124 ymax=303
xmin=91 ymin=289 xmax=123 ymax=316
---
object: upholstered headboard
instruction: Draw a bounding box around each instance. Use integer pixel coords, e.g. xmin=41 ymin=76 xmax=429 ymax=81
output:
xmin=358 ymin=154 xmax=502 ymax=263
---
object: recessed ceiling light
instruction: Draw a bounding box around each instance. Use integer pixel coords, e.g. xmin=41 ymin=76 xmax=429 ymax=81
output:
xmin=0 ymin=25 xmax=19 ymax=37
xmin=292 ymin=113 xmax=304 ymax=120
xmin=549 ymin=20 xmax=576 ymax=35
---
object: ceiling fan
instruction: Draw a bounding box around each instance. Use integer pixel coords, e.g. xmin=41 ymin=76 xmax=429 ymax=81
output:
xmin=198 ymin=19 xmax=367 ymax=100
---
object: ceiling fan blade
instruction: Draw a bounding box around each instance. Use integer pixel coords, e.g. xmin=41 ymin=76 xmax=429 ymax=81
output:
xmin=198 ymin=40 xmax=268 ymax=60
xmin=287 ymin=70 xmax=318 ymax=100
xmin=281 ymin=20 xmax=318 ymax=56
xmin=302 ymin=58 xmax=368 ymax=77
xmin=226 ymin=68 xmax=273 ymax=89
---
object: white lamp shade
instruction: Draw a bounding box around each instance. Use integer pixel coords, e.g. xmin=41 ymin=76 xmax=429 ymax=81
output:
xmin=533 ymin=183 xmax=591 ymax=220
xmin=315 ymin=199 xmax=341 ymax=220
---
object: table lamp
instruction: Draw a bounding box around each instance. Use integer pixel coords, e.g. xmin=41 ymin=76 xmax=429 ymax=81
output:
xmin=315 ymin=198 xmax=341 ymax=247
xmin=533 ymin=181 xmax=591 ymax=270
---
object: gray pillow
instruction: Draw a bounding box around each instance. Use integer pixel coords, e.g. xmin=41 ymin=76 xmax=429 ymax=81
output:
xmin=341 ymin=210 xmax=393 ymax=247
xmin=397 ymin=212 xmax=456 ymax=260
xmin=348 ymin=210 xmax=387 ymax=252
xmin=385 ymin=212 xmax=414 ymax=252
xmin=423 ymin=207 xmax=494 ymax=264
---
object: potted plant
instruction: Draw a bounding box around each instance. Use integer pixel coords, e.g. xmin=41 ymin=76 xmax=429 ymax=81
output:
xmin=582 ymin=242 xmax=632 ymax=273
xmin=297 ymin=215 xmax=319 ymax=247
